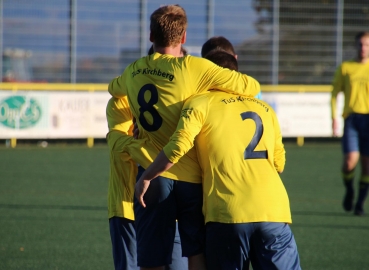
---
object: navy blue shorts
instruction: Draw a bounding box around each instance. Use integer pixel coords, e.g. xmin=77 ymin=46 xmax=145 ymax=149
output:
xmin=342 ymin=113 xmax=369 ymax=156
xmin=134 ymin=166 xmax=205 ymax=268
xmin=109 ymin=217 xmax=187 ymax=270
xmin=166 ymin=222 xmax=188 ymax=270
xmin=205 ymin=222 xmax=301 ymax=270
xmin=109 ymin=217 xmax=138 ymax=270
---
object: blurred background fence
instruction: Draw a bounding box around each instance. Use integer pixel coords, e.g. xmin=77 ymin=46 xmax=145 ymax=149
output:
xmin=1 ymin=0 xmax=368 ymax=85
xmin=0 ymin=0 xmax=367 ymax=144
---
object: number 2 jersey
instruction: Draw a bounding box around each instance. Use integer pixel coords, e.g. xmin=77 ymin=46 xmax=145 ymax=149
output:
xmin=109 ymin=52 xmax=261 ymax=184
xmin=163 ymin=91 xmax=291 ymax=224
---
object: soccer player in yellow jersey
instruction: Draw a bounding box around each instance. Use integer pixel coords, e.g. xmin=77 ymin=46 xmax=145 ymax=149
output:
xmin=106 ymin=97 xmax=138 ymax=270
xmin=108 ymin=4 xmax=260 ymax=270
xmin=106 ymin=97 xmax=188 ymax=270
xmin=331 ymin=31 xmax=369 ymax=216
xmin=135 ymin=51 xmax=301 ymax=270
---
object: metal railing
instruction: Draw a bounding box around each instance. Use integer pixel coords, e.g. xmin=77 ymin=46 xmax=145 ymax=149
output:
xmin=1 ymin=0 xmax=367 ymax=85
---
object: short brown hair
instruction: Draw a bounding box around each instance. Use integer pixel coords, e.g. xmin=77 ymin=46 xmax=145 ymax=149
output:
xmin=201 ymin=36 xmax=236 ymax=57
xmin=150 ymin=5 xmax=187 ymax=47
xmin=204 ymin=50 xmax=238 ymax=71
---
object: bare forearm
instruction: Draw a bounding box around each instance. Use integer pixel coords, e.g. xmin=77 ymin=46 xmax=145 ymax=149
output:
xmin=135 ymin=151 xmax=174 ymax=208
xmin=140 ymin=151 xmax=174 ymax=181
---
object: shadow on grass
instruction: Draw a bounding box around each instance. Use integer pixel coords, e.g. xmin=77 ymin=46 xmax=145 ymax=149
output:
xmin=291 ymin=211 xmax=369 ymax=230
xmin=0 ymin=203 xmax=106 ymax=211
xmin=291 ymin=211 xmax=362 ymax=217
xmin=292 ymin=223 xmax=369 ymax=230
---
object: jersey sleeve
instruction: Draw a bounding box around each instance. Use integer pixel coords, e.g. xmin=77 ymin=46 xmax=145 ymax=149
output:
xmin=187 ymin=56 xmax=261 ymax=97
xmin=271 ymin=109 xmax=286 ymax=173
xmin=331 ymin=64 xmax=343 ymax=119
xmin=106 ymin=97 xmax=134 ymax=152
xmin=254 ymin=91 xmax=263 ymax=100
xmin=163 ymin=94 xmax=208 ymax=163
xmin=108 ymin=70 xmax=129 ymax=98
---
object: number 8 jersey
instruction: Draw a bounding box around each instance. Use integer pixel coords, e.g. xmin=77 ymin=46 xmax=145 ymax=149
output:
xmin=108 ymin=53 xmax=261 ymax=184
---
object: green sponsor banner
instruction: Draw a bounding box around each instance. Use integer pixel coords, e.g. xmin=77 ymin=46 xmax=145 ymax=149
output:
xmin=0 ymin=96 xmax=42 ymax=129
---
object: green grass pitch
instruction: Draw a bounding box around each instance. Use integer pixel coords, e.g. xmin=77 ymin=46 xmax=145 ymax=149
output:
xmin=0 ymin=142 xmax=368 ymax=269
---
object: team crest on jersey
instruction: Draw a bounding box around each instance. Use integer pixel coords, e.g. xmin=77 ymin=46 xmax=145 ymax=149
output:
xmin=181 ymin=108 xmax=193 ymax=119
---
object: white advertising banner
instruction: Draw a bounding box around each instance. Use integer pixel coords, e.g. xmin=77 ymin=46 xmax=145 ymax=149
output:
xmin=262 ymin=92 xmax=344 ymax=137
xmin=0 ymin=90 xmax=344 ymax=139
xmin=0 ymin=91 xmax=111 ymax=138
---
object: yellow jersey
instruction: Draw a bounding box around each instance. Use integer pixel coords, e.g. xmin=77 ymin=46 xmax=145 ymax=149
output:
xmin=106 ymin=97 xmax=136 ymax=220
xmin=109 ymin=53 xmax=260 ymax=183
xmin=163 ymin=91 xmax=291 ymax=224
xmin=331 ymin=60 xmax=369 ymax=118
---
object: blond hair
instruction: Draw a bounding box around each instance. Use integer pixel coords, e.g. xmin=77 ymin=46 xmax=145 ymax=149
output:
xmin=150 ymin=5 xmax=187 ymax=47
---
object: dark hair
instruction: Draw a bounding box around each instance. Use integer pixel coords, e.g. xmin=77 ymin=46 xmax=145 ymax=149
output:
xmin=148 ymin=45 xmax=154 ymax=55
xmin=201 ymin=36 xmax=236 ymax=57
xmin=355 ymin=31 xmax=369 ymax=42
xmin=204 ymin=50 xmax=238 ymax=71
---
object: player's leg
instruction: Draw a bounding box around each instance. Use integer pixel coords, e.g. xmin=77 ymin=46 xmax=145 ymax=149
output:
xmin=342 ymin=152 xmax=359 ymax=211
xmin=134 ymin=166 xmax=177 ymax=269
xmin=341 ymin=115 xmax=360 ymax=211
xmin=174 ymin=180 xmax=206 ymax=270
xmin=353 ymin=114 xmax=369 ymax=215
xmin=205 ymin=222 xmax=252 ymax=270
xmin=355 ymin=155 xmax=369 ymax=215
xmin=165 ymin=221 xmax=188 ymax=270
xmin=188 ymin=253 xmax=206 ymax=270
xmin=109 ymin=217 xmax=138 ymax=270
xmin=250 ymin=222 xmax=301 ymax=270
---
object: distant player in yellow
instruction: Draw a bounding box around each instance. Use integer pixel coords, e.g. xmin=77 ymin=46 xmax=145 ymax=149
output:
xmin=108 ymin=4 xmax=260 ymax=270
xmin=135 ymin=51 xmax=301 ymax=270
xmin=106 ymin=97 xmax=188 ymax=270
xmin=331 ymin=31 xmax=369 ymax=216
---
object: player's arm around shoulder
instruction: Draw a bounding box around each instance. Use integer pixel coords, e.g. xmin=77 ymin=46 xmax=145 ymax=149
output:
xmin=106 ymin=97 xmax=134 ymax=152
xmin=135 ymin=150 xmax=174 ymax=208
xmin=135 ymin=94 xmax=209 ymax=208
xmin=106 ymin=130 xmax=134 ymax=153
xmin=185 ymin=56 xmax=261 ymax=97
xmin=163 ymin=93 xmax=209 ymax=164
xmin=243 ymin=74 xmax=261 ymax=97
xmin=108 ymin=69 xmax=129 ymax=98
